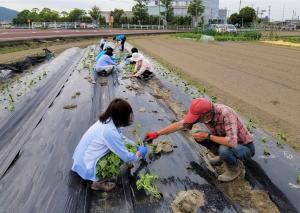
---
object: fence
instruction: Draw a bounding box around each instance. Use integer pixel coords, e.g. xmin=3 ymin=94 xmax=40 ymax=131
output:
xmin=121 ymin=24 xmax=192 ymax=30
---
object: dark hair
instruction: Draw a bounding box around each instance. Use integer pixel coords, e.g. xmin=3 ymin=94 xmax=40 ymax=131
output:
xmin=105 ymin=48 xmax=113 ymax=56
xmin=113 ymin=36 xmax=116 ymax=40
xmin=99 ymin=98 xmax=133 ymax=127
xmin=131 ymin=47 xmax=138 ymax=53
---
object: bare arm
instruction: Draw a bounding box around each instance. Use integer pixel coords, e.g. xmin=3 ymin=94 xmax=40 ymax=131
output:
xmin=157 ymin=121 xmax=185 ymax=136
xmin=210 ymin=135 xmax=236 ymax=148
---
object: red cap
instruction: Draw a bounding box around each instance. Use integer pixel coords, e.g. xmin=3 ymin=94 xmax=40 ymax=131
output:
xmin=183 ymin=98 xmax=213 ymax=124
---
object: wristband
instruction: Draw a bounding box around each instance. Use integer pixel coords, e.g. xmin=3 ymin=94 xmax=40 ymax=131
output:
xmin=207 ymin=133 xmax=211 ymax=140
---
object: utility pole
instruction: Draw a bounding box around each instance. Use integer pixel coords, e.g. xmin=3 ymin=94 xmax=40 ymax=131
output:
xmin=210 ymin=8 xmax=213 ymax=24
xmin=158 ymin=0 xmax=161 ymax=28
xmin=239 ymin=0 xmax=242 ymax=12
xmin=268 ymin=5 xmax=271 ymax=22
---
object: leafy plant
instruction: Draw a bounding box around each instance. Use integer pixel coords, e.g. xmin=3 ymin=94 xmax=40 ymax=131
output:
xmin=96 ymin=143 xmax=137 ymax=179
xmin=136 ymin=173 xmax=161 ymax=199
xmin=246 ymin=118 xmax=256 ymax=133
xmin=132 ymin=123 xmax=143 ymax=145
xmin=211 ymin=96 xmax=217 ymax=103
xmin=261 ymin=137 xmax=267 ymax=143
xmin=96 ymin=152 xmax=123 ymax=179
xmin=276 ymin=132 xmax=287 ymax=148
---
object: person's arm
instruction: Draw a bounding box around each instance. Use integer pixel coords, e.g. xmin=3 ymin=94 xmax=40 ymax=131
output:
xmin=135 ymin=60 xmax=148 ymax=76
xmin=157 ymin=121 xmax=185 ymax=136
xmin=194 ymin=113 xmax=238 ymax=148
xmin=104 ymin=130 xmax=141 ymax=162
xmin=104 ymin=55 xmax=117 ymax=65
xmin=133 ymin=61 xmax=141 ymax=73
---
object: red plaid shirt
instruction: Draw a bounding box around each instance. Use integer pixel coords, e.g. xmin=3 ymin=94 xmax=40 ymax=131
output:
xmin=184 ymin=104 xmax=253 ymax=146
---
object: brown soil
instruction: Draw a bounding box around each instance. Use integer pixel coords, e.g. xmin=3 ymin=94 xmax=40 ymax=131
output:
xmin=130 ymin=35 xmax=300 ymax=153
xmin=171 ymin=190 xmax=204 ymax=213
xmin=0 ymin=38 xmax=99 ymax=64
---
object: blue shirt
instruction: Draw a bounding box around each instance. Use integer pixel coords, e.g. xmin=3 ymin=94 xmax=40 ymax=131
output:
xmin=116 ymin=34 xmax=125 ymax=41
xmin=96 ymin=51 xmax=117 ymax=62
xmin=71 ymin=120 xmax=139 ymax=181
xmin=95 ymin=50 xmax=106 ymax=61
xmin=96 ymin=54 xmax=117 ymax=70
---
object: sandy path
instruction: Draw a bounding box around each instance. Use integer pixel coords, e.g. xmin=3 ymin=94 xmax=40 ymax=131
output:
xmin=130 ymin=35 xmax=300 ymax=152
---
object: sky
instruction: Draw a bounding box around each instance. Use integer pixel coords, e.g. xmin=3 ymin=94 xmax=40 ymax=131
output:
xmin=0 ymin=0 xmax=299 ymax=21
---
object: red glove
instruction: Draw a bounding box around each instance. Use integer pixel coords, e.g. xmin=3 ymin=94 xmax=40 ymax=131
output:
xmin=146 ymin=132 xmax=159 ymax=141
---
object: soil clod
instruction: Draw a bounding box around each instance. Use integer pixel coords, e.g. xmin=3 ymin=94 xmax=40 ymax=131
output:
xmin=171 ymin=190 xmax=205 ymax=213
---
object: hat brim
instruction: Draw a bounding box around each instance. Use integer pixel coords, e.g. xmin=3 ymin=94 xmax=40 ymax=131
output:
xmin=183 ymin=111 xmax=201 ymax=124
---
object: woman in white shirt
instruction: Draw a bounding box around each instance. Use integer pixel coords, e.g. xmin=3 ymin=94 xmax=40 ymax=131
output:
xmin=72 ymin=98 xmax=148 ymax=191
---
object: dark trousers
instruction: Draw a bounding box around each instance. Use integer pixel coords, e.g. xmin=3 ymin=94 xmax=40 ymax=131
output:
xmin=120 ymin=37 xmax=126 ymax=51
xmin=201 ymin=140 xmax=255 ymax=166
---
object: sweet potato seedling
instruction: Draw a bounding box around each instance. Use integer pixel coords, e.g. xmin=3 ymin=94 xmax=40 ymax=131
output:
xmin=136 ymin=173 xmax=161 ymax=199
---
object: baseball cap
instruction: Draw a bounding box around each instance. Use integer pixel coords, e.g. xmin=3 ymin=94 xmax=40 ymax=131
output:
xmin=183 ymin=98 xmax=213 ymax=124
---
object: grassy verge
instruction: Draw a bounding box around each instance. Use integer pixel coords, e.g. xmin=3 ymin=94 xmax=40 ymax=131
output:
xmin=174 ymin=30 xmax=262 ymax=42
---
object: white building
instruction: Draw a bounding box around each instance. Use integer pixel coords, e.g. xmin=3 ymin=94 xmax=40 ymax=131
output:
xmin=147 ymin=0 xmax=219 ymax=24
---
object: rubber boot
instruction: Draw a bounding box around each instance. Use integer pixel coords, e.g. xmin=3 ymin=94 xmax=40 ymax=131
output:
xmin=208 ymin=155 xmax=222 ymax=166
xmin=218 ymin=161 xmax=242 ymax=182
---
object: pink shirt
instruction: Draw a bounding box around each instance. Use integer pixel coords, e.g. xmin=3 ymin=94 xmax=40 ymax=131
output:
xmin=135 ymin=59 xmax=153 ymax=76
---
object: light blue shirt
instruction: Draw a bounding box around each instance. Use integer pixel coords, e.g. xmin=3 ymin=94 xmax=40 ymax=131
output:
xmin=71 ymin=120 xmax=138 ymax=181
xmin=96 ymin=54 xmax=117 ymax=70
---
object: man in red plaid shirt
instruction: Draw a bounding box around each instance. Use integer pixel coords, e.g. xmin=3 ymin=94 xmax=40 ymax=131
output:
xmin=146 ymin=98 xmax=255 ymax=182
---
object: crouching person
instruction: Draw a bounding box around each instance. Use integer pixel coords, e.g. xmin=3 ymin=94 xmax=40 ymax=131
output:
xmin=146 ymin=98 xmax=255 ymax=182
xmin=131 ymin=53 xmax=154 ymax=80
xmin=71 ymin=98 xmax=148 ymax=191
xmin=95 ymin=47 xmax=116 ymax=76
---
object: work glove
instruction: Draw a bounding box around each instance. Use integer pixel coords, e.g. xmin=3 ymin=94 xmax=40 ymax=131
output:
xmin=146 ymin=132 xmax=159 ymax=141
xmin=137 ymin=145 xmax=148 ymax=158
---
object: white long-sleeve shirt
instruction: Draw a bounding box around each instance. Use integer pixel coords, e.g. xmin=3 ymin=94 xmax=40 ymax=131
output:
xmin=71 ymin=119 xmax=138 ymax=181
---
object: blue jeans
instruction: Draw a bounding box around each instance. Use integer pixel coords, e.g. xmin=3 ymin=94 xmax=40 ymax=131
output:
xmin=201 ymin=140 xmax=255 ymax=166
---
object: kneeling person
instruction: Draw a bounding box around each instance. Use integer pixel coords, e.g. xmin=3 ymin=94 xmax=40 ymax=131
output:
xmin=95 ymin=47 xmax=116 ymax=76
xmin=72 ymin=99 xmax=147 ymax=191
xmin=131 ymin=53 xmax=154 ymax=80
xmin=146 ymin=98 xmax=255 ymax=182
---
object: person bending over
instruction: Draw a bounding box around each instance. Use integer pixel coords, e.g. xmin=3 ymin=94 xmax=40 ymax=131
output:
xmin=131 ymin=53 xmax=154 ymax=80
xmin=72 ymin=98 xmax=148 ymax=191
xmin=146 ymin=98 xmax=255 ymax=182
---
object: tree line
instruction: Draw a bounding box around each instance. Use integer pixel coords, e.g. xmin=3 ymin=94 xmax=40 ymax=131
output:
xmin=13 ymin=0 xmax=205 ymax=26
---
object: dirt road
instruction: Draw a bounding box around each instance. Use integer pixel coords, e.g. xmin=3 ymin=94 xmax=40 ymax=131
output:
xmin=0 ymin=38 xmax=100 ymax=63
xmin=130 ymin=35 xmax=300 ymax=152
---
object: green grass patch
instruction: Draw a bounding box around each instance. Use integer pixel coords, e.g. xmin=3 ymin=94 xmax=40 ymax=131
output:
xmin=175 ymin=30 xmax=262 ymax=42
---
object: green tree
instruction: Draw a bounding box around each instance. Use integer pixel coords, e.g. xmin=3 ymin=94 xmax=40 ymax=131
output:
xmin=60 ymin=11 xmax=69 ymax=22
xmin=188 ymin=0 xmax=204 ymax=26
xmin=68 ymin=8 xmax=86 ymax=22
xmin=31 ymin=8 xmax=40 ymax=22
xmin=111 ymin=9 xmax=125 ymax=25
xmin=13 ymin=10 xmax=32 ymax=24
xmin=228 ymin=7 xmax=257 ymax=27
xmin=239 ymin=6 xmax=257 ymax=27
xmin=160 ymin=0 xmax=174 ymax=24
xmin=39 ymin=8 xmax=60 ymax=22
xmin=132 ymin=0 xmax=149 ymax=24
xmin=228 ymin=13 xmax=240 ymax=25
xmin=89 ymin=6 xmax=102 ymax=24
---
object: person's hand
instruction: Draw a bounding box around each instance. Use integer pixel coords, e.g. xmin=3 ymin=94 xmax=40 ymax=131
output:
xmin=192 ymin=132 xmax=209 ymax=143
xmin=146 ymin=132 xmax=159 ymax=141
xmin=137 ymin=145 xmax=148 ymax=158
